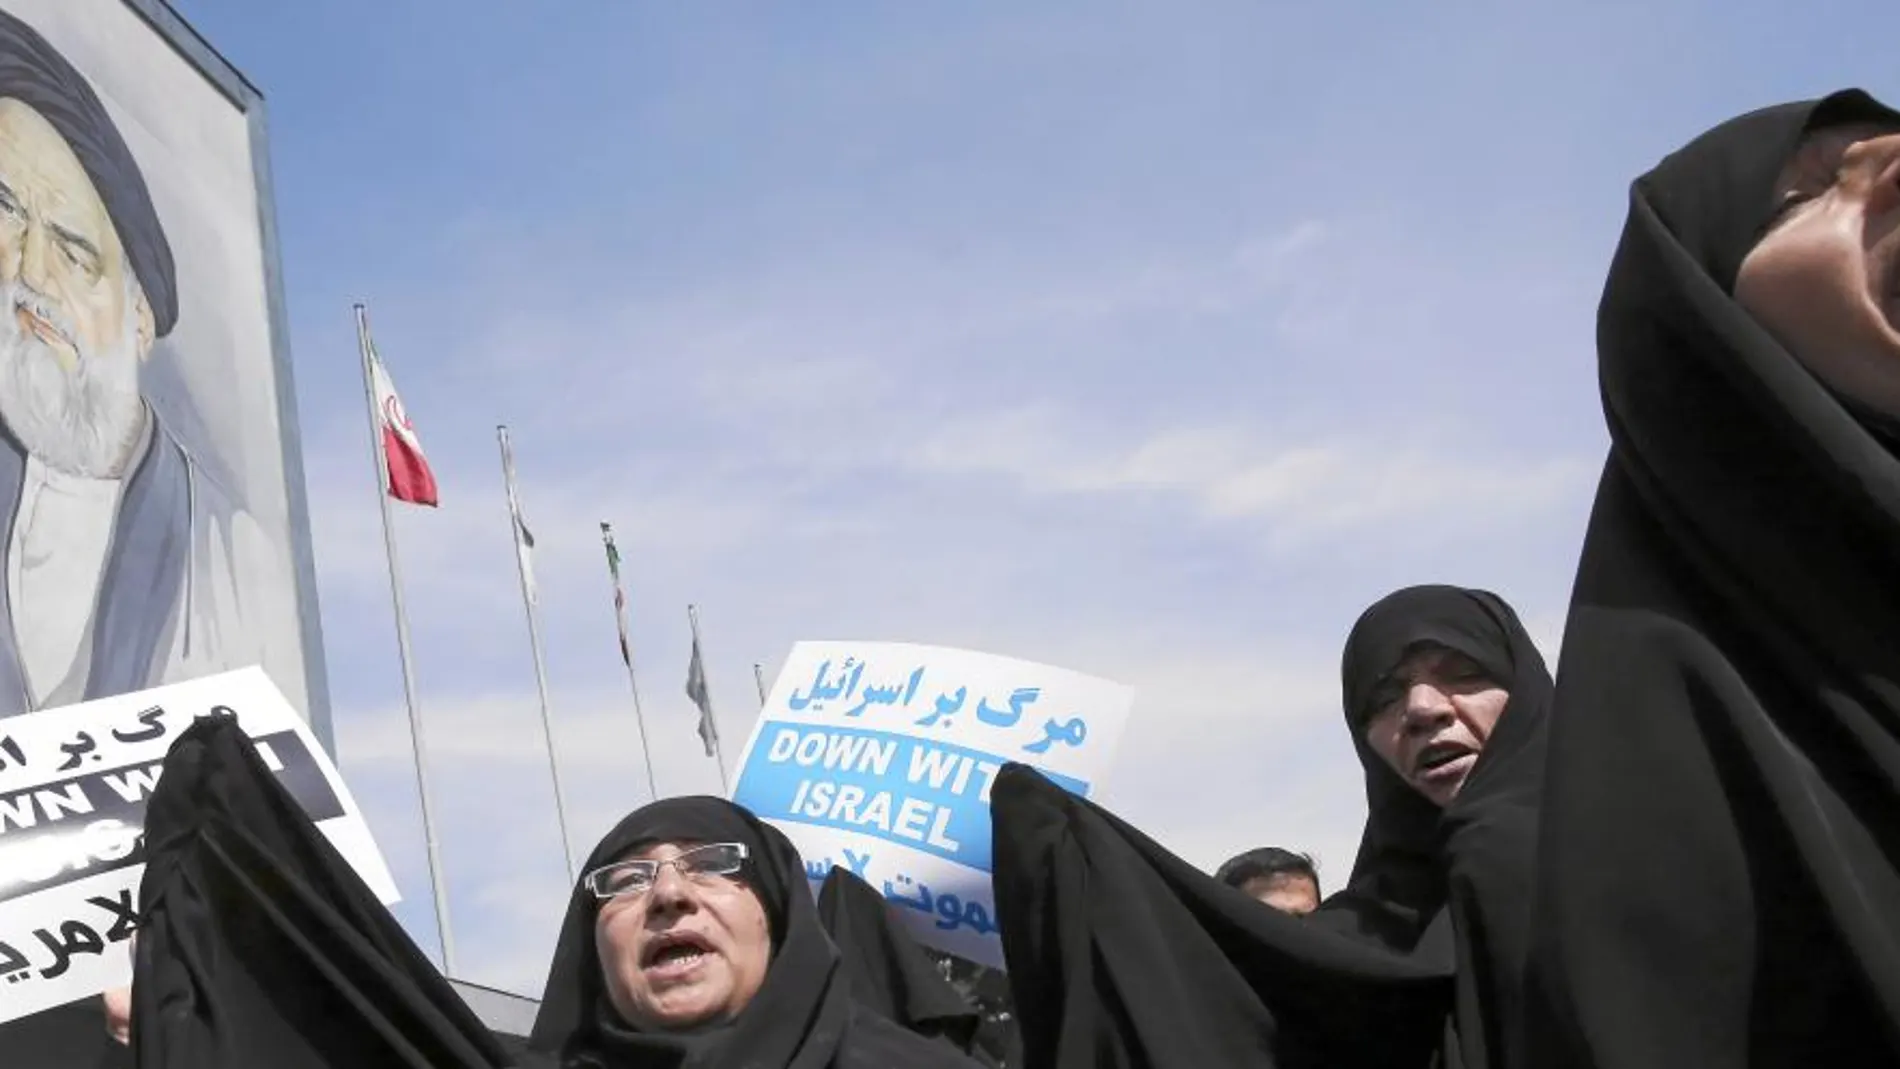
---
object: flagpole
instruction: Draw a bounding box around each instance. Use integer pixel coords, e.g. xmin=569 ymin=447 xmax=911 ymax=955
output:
xmin=497 ymin=425 xmax=577 ymax=884
xmin=601 ymin=522 xmax=659 ymax=802
xmin=687 ymin=603 xmax=732 ymax=794
xmin=353 ymin=303 xmax=457 ymax=978
xmin=752 ymin=663 xmax=768 ymax=707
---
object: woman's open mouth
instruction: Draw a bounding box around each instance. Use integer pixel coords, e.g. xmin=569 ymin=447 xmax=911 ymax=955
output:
xmin=641 ymin=931 xmax=715 ymax=980
xmin=1413 ymin=741 xmax=1476 ymax=786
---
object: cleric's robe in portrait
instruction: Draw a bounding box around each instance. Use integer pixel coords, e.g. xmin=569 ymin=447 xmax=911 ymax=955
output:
xmin=0 ymin=409 xmax=274 ymax=717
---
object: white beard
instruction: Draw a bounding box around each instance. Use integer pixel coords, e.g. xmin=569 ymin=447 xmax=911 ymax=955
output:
xmin=0 ymin=278 xmax=146 ymax=478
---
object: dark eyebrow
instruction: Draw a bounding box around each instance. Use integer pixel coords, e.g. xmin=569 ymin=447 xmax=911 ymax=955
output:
xmin=47 ymin=222 xmax=100 ymax=264
xmin=1364 ymin=673 xmax=1407 ymax=714
xmin=1761 ymin=133 xmax=1849 ymax=235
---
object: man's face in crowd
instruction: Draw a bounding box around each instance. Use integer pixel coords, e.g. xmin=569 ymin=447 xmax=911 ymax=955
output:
xmin=0 ymin=96 xmax=152 ymax=476
xmin=1240 ymin=873 xmax=1319 ymax=915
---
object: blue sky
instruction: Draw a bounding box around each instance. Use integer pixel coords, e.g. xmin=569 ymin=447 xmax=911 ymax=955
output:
xmin=166 ymin=0 xmax=1900 ymax=996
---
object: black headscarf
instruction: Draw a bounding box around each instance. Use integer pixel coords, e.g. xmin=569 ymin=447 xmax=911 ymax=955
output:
xmin=814 ymin=867 xmax=985 ymax=1059
xmin=1526 ymin=89 xmax=1900 ymax=1067
xmin=986 ymin=584 xmax=1549 ymax=1069
xmin=1325 ymin=585 xmax=1552 ymax=1069
xmin=134 ymin=712 xmax=527 ymax=1068
xmin=530 ymin=797 xmax=981 ymax=1069
xmin=0 ymin=9 xmax=177 ymax=336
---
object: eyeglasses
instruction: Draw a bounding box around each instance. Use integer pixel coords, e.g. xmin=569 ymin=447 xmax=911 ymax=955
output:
xmin=585 ymin=842 xmax=749 ymax=900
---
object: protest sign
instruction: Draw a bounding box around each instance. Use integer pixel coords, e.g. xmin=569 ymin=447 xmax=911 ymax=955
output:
xmin=731 ymin=642 xmax=1132 ymax=968
xmin=0 ymin=668 xmax=397 ymax=1024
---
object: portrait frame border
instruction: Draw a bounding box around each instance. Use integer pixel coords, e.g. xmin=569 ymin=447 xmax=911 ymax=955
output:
xmin=111 ymin=0 xmax=336 ymax=756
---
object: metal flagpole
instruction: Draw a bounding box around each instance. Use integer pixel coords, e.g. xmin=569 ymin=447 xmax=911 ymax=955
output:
xmin=752 ymin=663 xmax=768 ymax=707
xmin=600 ymin=522 xmax=659 ymax=802
xmin=687 ymin=603 xmax=732 ymax=794
xmin=353 ymin=303 xmax=457 ymax=977
xmin=497 ymin=425 xmax=578 ymax=883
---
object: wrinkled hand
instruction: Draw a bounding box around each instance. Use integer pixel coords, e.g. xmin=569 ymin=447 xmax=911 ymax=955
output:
xmin=102 ymin=930 xmax=136 ymax=1045
xmin=102 ymin=984 xmax=131 ymax=1045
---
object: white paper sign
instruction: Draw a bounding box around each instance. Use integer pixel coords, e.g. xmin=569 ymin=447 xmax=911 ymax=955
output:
xmin=0 ymin=668 xmax=398 ymax=1024
xmin=731 ymin=641 xmax=1132 ymax=968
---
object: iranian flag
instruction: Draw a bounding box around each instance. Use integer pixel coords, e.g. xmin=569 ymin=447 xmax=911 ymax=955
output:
xmin=368 ymin=344 xmax=439 ymax=507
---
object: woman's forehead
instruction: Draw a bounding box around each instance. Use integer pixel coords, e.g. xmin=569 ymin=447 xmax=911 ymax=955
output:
xmin=1386 ymin=642 xmax=1479 ymax=681
xmin=621 ymin=840 xmax=708 ymax=863
xmin=1777 ymin=121 xmax=1900 ymax=190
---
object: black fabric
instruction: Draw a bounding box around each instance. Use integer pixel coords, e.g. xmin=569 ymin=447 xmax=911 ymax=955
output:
xmin=132 ymin=712 xmax=528 ymax=1068
xmin=814 ymin=867 xmax=984 ymax=1058
xmin=0 ymin=996 xmax=126 ymax=1069
xmin=495 ymin=1032 xmax=544 ymax=1067
xmin=95 ymin=1038 xmax=132 ymax=1069
xmin=0 ymin=9 xmax=177 ymax=336
xmin=530 ymin=796 xmax=979 ymax=1069
xmin=988 ymin=584 xmax=1550 ymax=1069
xmin=1526 ymin=88 xmax=1900 ymax=1068
xmin=990 ymin=766 xmax=1449 ymax=1069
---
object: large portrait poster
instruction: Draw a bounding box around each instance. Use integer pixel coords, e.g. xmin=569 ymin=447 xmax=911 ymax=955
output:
xmin=0 ymin=0 xmax=326 ymax=736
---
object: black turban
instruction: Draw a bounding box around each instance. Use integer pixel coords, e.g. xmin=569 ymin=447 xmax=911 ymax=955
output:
xmin=0 ymin=9 xmax=177 ymax=337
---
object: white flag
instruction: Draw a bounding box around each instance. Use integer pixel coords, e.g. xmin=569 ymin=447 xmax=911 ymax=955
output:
xmin=499 ymin=427 xmax=536 ymax=604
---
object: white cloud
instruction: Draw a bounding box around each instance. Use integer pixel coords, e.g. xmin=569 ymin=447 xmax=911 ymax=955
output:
xmin=913 ymin=410 xmax=1597 ymax=547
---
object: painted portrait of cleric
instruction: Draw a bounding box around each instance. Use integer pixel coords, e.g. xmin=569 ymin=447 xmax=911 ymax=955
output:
xmin=0 ymin=10 xmax=273 ymax=716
